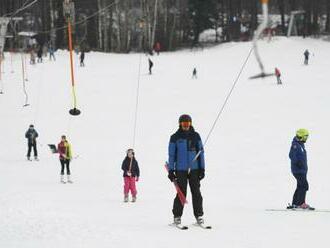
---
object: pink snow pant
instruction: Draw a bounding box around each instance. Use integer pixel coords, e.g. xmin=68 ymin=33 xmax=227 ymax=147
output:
xmin=124 ymin=177 xmax=137 ymax=197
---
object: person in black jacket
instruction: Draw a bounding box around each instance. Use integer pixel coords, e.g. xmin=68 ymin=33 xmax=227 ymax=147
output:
xmin=80 ymin=50 xmax=85 ymax=67
xmin=148 ymin=58 xmax=153 ymax=74
xmin=25 ymin=124 xmax=38 ymax=161
xmin=121 ymin=149 xmax=140 ymax=202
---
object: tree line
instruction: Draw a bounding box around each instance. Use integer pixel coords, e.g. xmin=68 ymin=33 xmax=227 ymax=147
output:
xmin=1 ymin=0 xmax=329 ymax=53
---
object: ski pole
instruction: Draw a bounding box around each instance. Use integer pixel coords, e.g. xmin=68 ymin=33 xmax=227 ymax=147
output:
xmin=164 ymin=162 xmax=188 ymax=206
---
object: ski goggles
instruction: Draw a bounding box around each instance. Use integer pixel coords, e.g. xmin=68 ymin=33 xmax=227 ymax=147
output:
xmin=180 ymin=121 xmax=191 ymax=128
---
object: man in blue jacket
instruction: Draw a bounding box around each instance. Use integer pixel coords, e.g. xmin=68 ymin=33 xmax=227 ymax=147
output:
xmin=168 ymin=114 xmax=205 ymax=224
xmin=288 ymin=129 xmax=313 ymax=210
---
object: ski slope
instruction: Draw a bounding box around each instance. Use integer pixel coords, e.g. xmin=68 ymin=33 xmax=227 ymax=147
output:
xmin=0 ymin=37 xmax=329 ymax=248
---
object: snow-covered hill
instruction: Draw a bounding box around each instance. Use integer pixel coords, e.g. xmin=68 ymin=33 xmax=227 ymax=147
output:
xmin=0 ymin=37 xmax=329 ymax=248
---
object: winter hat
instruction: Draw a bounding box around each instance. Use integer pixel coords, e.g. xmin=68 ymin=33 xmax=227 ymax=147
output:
xmin=178 ymin=114 xmax=192 ymax=123
xmin=29 ymin=124 xmax=34 ymax=128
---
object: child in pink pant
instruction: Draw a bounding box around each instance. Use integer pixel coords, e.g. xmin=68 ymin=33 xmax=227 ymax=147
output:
xmin=121 ymin=149 xmax=140 ymax=202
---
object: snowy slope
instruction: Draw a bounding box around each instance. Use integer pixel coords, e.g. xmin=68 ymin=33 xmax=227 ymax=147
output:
xmin=0 ymin=37 xmax=329 ymax=248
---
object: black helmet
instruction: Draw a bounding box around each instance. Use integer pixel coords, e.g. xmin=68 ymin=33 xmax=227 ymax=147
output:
xmin=178 ymin=114 xmax=192 ymax=123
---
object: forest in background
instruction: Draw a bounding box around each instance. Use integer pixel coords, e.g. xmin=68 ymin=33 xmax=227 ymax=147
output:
xmin=1 ymin=0 xmax=330 ymax=53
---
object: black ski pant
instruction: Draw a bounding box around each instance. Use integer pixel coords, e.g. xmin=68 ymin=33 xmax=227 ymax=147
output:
xmin=292 ymin=173 xmax=309 ymax=206
xmin=27 ymin=142 xmax=37 ymax=158
xmin=276 ymin=76 xmax=282 ymax=84
xmin=172 ymin=170 xmax=203 ymax=218
xmin=60 ymin=159 xmax=71 ymax=175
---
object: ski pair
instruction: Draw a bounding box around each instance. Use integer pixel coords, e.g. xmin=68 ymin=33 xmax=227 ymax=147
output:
xmin=170 ymin=222 xmax=212 ymax=230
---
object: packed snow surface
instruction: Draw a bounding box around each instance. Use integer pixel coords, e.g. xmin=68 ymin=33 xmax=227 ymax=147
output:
xmin=0 ymin=37 xmax=329 ymax=248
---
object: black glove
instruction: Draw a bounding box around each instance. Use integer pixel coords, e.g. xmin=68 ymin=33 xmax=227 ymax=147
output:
xmin=168 ymin=170 xmax=177 ymax=182
xmin=198 ymin=169 xmax=205 ymax=180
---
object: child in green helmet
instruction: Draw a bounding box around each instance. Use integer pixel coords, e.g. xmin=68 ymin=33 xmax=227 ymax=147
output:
xmin=288 ymin=129 xmax=314 ymax=210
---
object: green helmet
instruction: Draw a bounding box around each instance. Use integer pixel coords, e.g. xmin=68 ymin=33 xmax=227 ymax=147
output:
xmin=296 ymin=129 xmax=309 ymax=141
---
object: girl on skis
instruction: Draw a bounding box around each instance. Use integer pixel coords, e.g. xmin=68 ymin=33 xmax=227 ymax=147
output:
xmin=121 ymin=149 xmax=140 ymax=202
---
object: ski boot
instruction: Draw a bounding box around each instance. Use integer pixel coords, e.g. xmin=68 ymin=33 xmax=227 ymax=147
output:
xmin=34 ymin=156 xmax=39 ymax=161
xmin=60 ymin=175 xmax=66 ymax=184
xmin=196 ymin=216 xmax=204 ymax=225
xmin=299 ymin=203 xmax=315 ymax=210
xmin=287 ymin=204 xmax=298 ymax=209
xmin=67 ymin=175 xmax=73 ymax=184
xmin=124 ymin=195 xmax=129 ymax=203
xmin=173 ymin=217 xmax=181 ymax=225
xmin=131 ymin=196 xmax=136 ymax=203
xmin=27 ymin=156 xmax=32 ymax=161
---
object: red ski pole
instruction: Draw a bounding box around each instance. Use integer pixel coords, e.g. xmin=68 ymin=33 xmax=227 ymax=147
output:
xmin=164 ymin=162 xmax=188 ymax=206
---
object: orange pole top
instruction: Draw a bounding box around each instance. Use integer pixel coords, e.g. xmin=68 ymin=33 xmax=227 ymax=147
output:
xmin=261 ymin=0 xmax=269 ymax=3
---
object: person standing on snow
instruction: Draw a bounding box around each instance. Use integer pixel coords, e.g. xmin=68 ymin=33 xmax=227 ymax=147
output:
xmin=303 ymin=49 xmax=310 ymax=65
xmin=25 ymin=124 xmax=39 ymax=161
xmin=287 ymin=129 xmax=314 ymax=210
xmin=275 ymin=67 xmax=282 ymax=85
xmin=192 ymin=68 xmax=197 ymax=79
xmin=148 ymin=58 xmax=153 ymax=75
xmin=121 ymin=149 xmax=140 ymax=202
xmin=80 ymin=50 xmax=85 ymax=67
xmin=57 ymin=135 xmax=73 ymax=183
xmin=167 ymin=114 xmax=206 ymax=225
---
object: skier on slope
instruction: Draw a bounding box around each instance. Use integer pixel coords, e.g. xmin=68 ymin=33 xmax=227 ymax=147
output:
xmin=148 ymin=58 xmax=153 ymax=75
xmin=80 ymin=50 xmax=85 ymax=67
xmin=275 ymin=67 xmax=282 ymax=85
xmin=303 ymin=49 xmax=310 ymax=65
xmin=287 ymin=129 xmax=314 ymax=210
xmin=121 ymin=149 xmax=140 ymax=202
xmin=192 ymin=68 xmax=197 ymax=79
xmin=167 ymin=114 xmax=206 ymax=225
xmin=57 ymin=135 xmax=73 ymax=183
xmin=25 ymin=124 xmax=39 ymax=161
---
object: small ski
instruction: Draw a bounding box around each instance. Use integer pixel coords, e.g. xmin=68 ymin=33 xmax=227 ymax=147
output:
xmin=266 ymin=209 xmax=330 ymax=213
xmin=169 ymin=223 xmax=188 ymax=230
xmin=193 ymin=223 xmax=212 ymax=229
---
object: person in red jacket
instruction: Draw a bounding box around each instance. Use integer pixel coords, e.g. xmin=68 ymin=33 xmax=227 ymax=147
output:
xmin=275 ymin=67 xmax=282 ymax=85
xmin=154 ymin=42 xmax=161 ymax=55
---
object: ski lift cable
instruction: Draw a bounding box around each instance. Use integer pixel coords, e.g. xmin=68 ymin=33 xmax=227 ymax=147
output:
xmin=132 ymin=53 xmax=143 ymax=149
xmin=193 ymin=46 xmax=254 ymax=161
xmin=4 ymin=0 xmax=39 ymax=18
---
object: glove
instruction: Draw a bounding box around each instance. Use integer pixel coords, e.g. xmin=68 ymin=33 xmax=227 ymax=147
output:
xmin=168 ymin=170 xmax=177 ymax=182
xmin=198 ymin=169 xmax=205 ymax=180
xmin=135 ymin=177 xmax=139 ymax=182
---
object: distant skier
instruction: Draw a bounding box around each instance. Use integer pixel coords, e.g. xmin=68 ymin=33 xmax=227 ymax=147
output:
xmin=148 ymin=58 xmax=153 ymax=75
xmin=168 ymin=114 xmax=206 ymax=225
xmin=121 ymin=149 xmax=140 ymax=202
xmin=287 ymin=129 xmax=314 ymax=210
xmin=154 ymin=42 xmax=161 ymax=55
xmin=57 ymin=135 xmax=73 ymax=183
xmin=275 ymin=67 xmax=282 ymax=85
xmin=37 ymin=47 xmax=43 ymax=63
xmin=192 ymin=68 xmax=197 ymax=79
xmin=49 ymin=45 xmax=56 ymax=61
xmin=80 ymin=50 xmax=85 ymax=67
xmin=25 ymin=124 xmax=38 ymax=161
xmin=304 ymin=49 xmax=310 ymax=65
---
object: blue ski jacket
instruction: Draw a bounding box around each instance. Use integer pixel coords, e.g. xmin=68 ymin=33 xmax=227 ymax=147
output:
xmin=168 ymin=127 xmax=205 ymax=171
xmin=289 ymin=137 xmax=308 ymax=174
